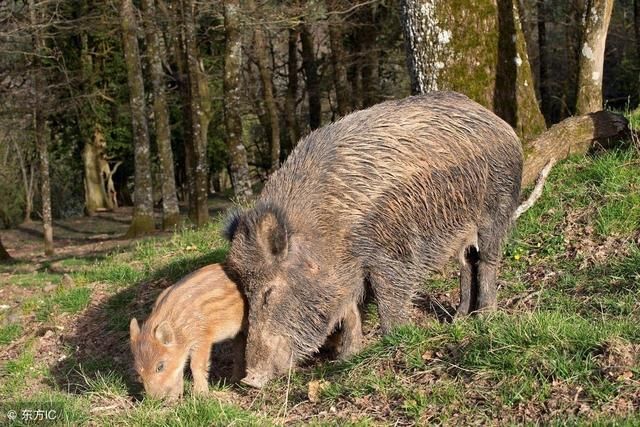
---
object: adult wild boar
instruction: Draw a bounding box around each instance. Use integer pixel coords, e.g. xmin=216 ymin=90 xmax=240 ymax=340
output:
xmin=224 ymin=91 xmax=523 ymax=388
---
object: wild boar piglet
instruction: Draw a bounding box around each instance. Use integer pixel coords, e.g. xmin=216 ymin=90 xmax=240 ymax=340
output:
xmin=129 ymin=263 xmax=245 ymax=400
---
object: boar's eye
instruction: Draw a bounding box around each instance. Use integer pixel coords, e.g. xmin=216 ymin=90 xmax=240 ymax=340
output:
xmin=262 ymin=288 xmax=272 ymax=307
xmin=156 ymin=361 xmax=165 ymax=373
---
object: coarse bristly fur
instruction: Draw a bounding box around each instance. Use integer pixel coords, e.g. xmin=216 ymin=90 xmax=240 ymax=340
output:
xmin=223 ymin=91 xmax=524 ymax=388
xmin=129 ymin=264 xmax=246 ymax=400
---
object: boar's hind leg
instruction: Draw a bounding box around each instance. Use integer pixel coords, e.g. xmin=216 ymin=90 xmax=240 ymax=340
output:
xmin=190 ymin=344 xmax=212 ymax=395
xmin=369 ymin=270 xmax=413 ymax=334
xmin=335 ymin=302 xmax=363 ymax=359
xmin=475 ymin=226 xmax=505 ymax=312
xmin=456 ymin=246 xmax=479 ymax=317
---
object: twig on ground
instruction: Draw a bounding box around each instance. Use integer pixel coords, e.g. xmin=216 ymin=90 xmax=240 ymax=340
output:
xmin=514 ymin=160 xmax=556 ymax=220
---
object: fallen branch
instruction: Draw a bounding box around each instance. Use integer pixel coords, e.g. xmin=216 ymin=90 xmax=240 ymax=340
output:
xmin=522 ymin=111 xmax=629 ymax=186
xmin=514 ymin=160 xmax=555 ymax=220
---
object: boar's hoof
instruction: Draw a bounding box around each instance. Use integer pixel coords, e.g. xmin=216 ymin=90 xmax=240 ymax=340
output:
xmin=241 ymin=372 xmax=269 ymax=389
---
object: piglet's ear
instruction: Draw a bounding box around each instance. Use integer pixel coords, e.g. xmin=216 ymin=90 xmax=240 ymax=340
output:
xmin=154 ymin=321 xmax=176 ymax=346
xmin=130 ymin=318 xmax=140 ymax=342
xmin=256 ymin=211 xmax=288 ymax=262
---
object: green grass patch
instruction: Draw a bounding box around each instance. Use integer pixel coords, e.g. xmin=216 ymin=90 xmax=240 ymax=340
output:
xmin=0 ymin=323 xmax=22 ymax=346
xmin=35 ymin=286 xmax=92 ymax=321
xmin=9 ymin=272 xmax=63 ymax=288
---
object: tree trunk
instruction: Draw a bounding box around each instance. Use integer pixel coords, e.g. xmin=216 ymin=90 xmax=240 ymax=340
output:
xmin=121 ymin=0 xmax=155 ymax=238
xmin=537 ymin=0 xmax=550 ymax=123
xmin=575 ymin=0 xmax=614 ymax=115
xmin=300 ymin=22 xmax=322 ymax=130
xmin=223 ymin=0 xmax=253 ymax=200
xmin=35 ymin=109 xmax=54 ymax=256
xmin=285 ymin=27 xmax=300 ymax=151
xmin=82 ymin=126 xmax=113 ymax=215
xmin=360 ymin=5 xmax=380 ymax=108
xmin=12 ymin=140 xmax=34 ymax=223
xmin=636 ymin=0 xmax=640 ymax=106
xmin=29 ymin=0 xmax=53 ymax=256
xmin=522 ymin=111 xmax=628 ymax=186
xmin=179 ymin=0 xmax=210 ymax=227
xmin=251 ymin=2 xmax=281 ymax=173
xmin=400 ymin=0 xmax=546 ymax=141
xmin=142 ymin=0 xmax=181 ymax=230
xmin=327 ymin=4 xmax=351 ymax=117
xmin=0 ymin=236 xmax=11 ymax=262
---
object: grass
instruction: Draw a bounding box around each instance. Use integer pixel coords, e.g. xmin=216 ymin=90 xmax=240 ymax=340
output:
xmin=1 ymin=146 xmax=639 ymax=425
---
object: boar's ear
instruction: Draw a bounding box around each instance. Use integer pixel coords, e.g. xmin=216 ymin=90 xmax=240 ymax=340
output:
xmin=154 ymin=321 xmax=176 ymax=346
xmin=221 ymin=208 xmax=243 ymax=241
xmin=130 ymin=318 xmax=140 ymax=341
xmin=256 ymin=210 xmax=288 ymax=262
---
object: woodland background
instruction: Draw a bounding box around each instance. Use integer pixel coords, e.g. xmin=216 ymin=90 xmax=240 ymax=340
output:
xmin=0 ymin=0 xmax=636 ymax=257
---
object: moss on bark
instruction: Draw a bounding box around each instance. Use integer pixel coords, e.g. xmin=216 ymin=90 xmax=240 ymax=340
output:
xmin=402 ymin=0 xmax=546 ymax=141
xmin=125 ymin=214 xmax=156 ymax=238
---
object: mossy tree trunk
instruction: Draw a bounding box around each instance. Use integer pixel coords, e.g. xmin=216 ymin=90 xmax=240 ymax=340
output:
xmin=400 ymin=0 xmax=546 ymax=142
xmin=29 ymin=0 xmax=54 ymax=256
xmin=142 ymin=0 xmax=181 ymax=230
xmin=401 ymin=0 xmax=629 ymax=192
xmin=223 ymin=0 xmax=253 ymax=200
xmin=300 ymin=21 xmax=322 ymax=130
xmin=575 ymin=0 xmax=614 ymax=115
xmin=121 ymin=0 xmax=155 ymax=238
xmin=285 ymin=27 xmax=300 ymax=152
xmin=250 ymin=0 xmax=281 ymax=173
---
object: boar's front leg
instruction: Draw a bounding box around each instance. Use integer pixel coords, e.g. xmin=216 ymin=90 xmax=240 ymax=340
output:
xmin=189 ymin=343 xmax=212 ymax=395
xmin=335 ymin=301 xmax=363 ymax=359
xmin=369 ymin=269 xmax=413 ymax=334
xmin=230 ymin=331 xmax=246 ymax=382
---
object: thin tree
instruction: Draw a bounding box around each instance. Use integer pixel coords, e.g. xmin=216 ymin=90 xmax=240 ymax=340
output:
xmin=223 ymin=0 xmax=253 ymax=200
xmin=300 ymin=21 xmax=322 ymax=130
xmin=285 ymin=27 xmax=300 ymax=150
xmin=537 ymin=0 xmax=550 ymax=123
xmin=121 ymin=0 xmax=155 ymax=237
xmin=327 ymin=1 xmax=351 ymax=117
xmin=250 ymin=0 xmax=281 ymax=173
xmin=142 ymin=0 xmax=181 ymax=230
xmin=575 ymin=0 xmax=614 ymax=114
xmin=178 ymin=0 xmax=209 ymax=226
xmin=11 ymin=140 xmax=35 ymax=223
xmin=29 ymin=0 xmax=54 ymax=255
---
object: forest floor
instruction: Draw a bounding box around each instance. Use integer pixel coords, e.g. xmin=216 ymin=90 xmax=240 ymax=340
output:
xmin=1 ymin=146 xmax=640 ymax=426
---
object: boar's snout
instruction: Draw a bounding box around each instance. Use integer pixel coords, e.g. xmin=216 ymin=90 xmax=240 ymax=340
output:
xmin=244 ymin=326 xmax=294 ymax=388
xmin=241 ymin=370 xmax=269 ymax=389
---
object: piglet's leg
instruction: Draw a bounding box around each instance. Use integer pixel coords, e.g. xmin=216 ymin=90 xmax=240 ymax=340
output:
xmin=190 ymin=343 xmax=212 ymax=395
xmin=336 ymin=301 xmax=363 ymax=359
